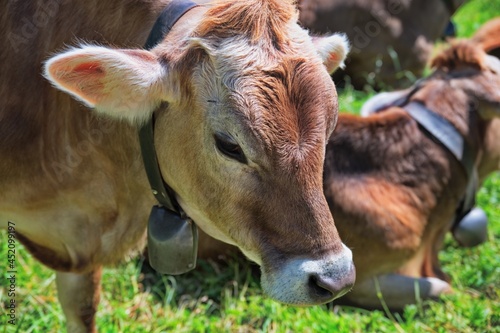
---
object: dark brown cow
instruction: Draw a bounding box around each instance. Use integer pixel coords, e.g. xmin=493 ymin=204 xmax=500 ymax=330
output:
xmin=198 ymin=40 xmax=500 ymax=309
xmin=335 ymin=23 xmax=500 ymax=308
xmin=298 ymin=0 xmax=467 ymax=89
xmin=0 ymin=0 xmax=355 ymax=331
xmin=327 ymin=41 xmax=500 ymax=308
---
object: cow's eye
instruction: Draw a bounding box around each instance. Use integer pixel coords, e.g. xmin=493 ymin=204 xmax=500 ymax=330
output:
xmin=214 ymin=133 xmax=246 ymax=164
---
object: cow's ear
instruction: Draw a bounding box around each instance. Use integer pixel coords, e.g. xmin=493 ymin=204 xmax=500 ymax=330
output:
xmin=44 ymin=45 xmax=167 ymax=123
xmin=312 ymin=33 xmax=350 ymax=74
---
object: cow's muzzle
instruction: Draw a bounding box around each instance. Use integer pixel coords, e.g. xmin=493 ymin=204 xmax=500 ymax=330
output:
xmin=260 ymin=244 xmax=355 ymax=305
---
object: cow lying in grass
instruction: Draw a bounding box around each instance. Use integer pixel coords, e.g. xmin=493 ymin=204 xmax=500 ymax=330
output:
xmin=361 ymin=19 xmax=500 ymax=248
xmin=198 ymin=40 xmax=500 ymax=310
xmin=327 ymin=40 xmax=500 ymax=309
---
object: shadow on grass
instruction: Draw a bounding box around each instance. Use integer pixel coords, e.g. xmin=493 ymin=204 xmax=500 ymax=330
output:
xmin=135 ymin=252 xmax=261 ymax=310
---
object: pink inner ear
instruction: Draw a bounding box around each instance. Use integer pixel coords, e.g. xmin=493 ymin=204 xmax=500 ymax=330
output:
xmin=48 ymin=59 xmax=105 ymax=106
xmin=73 ymin=62 xmax=105 ymax=75
xmin=329 ymin=53 xmax=338 ymax=61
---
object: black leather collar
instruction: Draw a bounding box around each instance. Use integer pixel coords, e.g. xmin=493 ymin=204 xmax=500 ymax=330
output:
xmin=139 ymin=0 xmax=198 ymax=213
xmin=144 ymin=1 xmax=198 ymax=50
xmin=403 ymin=101 xmax=476 ymax=180
xmin=371 ymin=82 xmax=480 ymax=226
xmin=402 ymin=101 xmax=479 ymax=223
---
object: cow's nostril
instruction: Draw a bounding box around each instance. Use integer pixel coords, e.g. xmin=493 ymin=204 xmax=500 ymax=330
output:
xmin=308 ymin=274 xmax=335 ymax=299
xmin=308 ymin=263 xmax=356 ymax=303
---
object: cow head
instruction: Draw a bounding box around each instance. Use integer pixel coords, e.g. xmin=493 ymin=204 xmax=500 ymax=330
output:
xmin=44 ymin=0 xmax=354 ymax=305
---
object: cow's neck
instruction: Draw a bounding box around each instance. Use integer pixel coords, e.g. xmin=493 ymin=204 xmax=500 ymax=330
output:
xmin=326 ymin=109 xmax=471 ymax=214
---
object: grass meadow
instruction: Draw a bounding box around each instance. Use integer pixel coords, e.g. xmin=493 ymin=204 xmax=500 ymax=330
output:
xmin=1 ymin=1 xmax=499 ymax=332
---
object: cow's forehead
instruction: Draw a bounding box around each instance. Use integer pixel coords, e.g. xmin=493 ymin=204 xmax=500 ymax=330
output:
xmin=223 ymin=56 xmax=337 ymax=166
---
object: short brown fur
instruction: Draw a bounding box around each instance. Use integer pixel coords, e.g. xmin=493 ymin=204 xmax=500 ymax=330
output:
xmin=195 ymin=0 xmax=296 ymax=45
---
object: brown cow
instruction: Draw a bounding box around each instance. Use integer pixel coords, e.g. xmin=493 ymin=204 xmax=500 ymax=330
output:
xmin=0 ymin=0 xmax=354 ymax=331
xmin=198 ymin=40 xmax=500 ymax=309
xmin=326 ymin=40 xmax=500 ymax=309
xmin=298 ymin=0 xmax=467 ymax=89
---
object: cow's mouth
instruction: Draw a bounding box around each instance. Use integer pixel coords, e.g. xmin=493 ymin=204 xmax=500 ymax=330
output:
xmin=260 ymin=245 xmax=355 ymax=305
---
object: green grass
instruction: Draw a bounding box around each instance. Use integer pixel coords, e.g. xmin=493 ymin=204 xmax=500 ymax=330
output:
xmin=453 ymin=0 xmax=500 ymax=38
xmin=1 ymin=183 xmax=499 ymax=333
xmin=1 ymin=1 xmax=500 ymax=332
